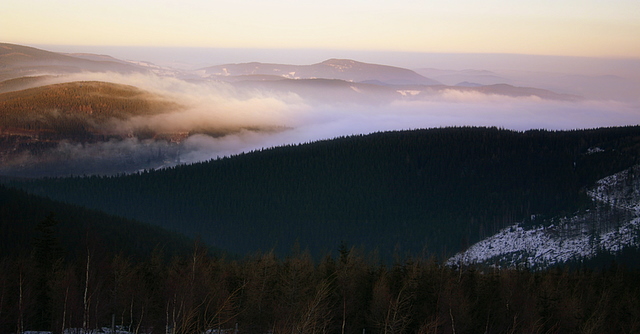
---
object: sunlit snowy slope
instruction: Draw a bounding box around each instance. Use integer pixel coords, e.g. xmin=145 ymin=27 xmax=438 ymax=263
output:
xmin=448 ymin=163 xmax=640 ymax=269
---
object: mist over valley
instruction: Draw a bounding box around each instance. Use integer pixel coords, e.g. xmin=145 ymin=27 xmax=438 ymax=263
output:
xmin=2 ymin=43 xmax=639 ymax=177
xmin=2 ymin=42 xmax=640 ymax=263
xmin=3 ymin=17 xmax=640 ymax=333
xmin=2 ymin=43 xmax=640 ymax=262
xmin=4 ymin=0 xmax=640 ymax=330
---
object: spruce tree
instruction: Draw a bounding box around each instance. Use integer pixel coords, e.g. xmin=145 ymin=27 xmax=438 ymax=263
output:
xmin=31 ymin=212 xmax=63 ymax=331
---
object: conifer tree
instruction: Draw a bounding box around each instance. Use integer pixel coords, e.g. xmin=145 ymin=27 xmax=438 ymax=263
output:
xmin=31 ymin=212 xmax=63 ymax=331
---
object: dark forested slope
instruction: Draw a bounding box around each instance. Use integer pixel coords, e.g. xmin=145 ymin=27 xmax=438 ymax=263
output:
xmin=0 ymin=184 xmax=194 ymax=260
xmin=8 ymin=126 xmax=640 ymax=259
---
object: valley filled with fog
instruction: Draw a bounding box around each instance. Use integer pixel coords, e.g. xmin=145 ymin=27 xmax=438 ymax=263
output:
xmin=1 ymin=44 xmax=639 ymax=176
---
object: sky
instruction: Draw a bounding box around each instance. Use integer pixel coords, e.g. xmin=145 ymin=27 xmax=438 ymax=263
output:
xmin=3 ymin=0 xmax=640 ymax=59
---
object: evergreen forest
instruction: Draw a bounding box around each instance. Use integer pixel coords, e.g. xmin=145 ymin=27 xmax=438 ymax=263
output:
xmin=2 ymin=228 xmax=639 ymax=334
xmin=9 ymin=126 xmax=640 ymax=260
xmin=3 ymin=43 xmax=640 ymax=334
xmin=0 ymin=184 xmax=194 ymax=261
xmin=2 ymin=126 xmax=640 ymax=333
xmin=0 ymin=81 xmax=179 ymax=138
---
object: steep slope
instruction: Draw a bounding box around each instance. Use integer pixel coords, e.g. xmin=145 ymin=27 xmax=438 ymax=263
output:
xmin=448 ymin=163 xmax=640 ymax=269
xmin=8 ymin=126 xmax=640 ymax=260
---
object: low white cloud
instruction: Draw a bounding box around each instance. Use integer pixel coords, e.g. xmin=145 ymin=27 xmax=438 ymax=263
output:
xmin=5 ymin=72 xmax=639 ymax=176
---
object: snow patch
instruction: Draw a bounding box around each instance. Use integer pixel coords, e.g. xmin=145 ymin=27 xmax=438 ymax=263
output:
xmin=587 ymin=146 xmax=605 ymax=154
xmin=397 ymin=90 xmax=421 ymax=97
xmin=447 ymin=164 xmax=640 ymax=269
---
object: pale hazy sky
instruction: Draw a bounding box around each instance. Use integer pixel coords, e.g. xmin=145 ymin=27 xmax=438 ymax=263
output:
xmin=3 ymin=0 xmax=640 ymax=59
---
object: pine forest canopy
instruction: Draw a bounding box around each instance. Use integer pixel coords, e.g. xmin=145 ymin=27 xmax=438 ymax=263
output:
xmin=8 ymin=126 xmax=640 ymax=261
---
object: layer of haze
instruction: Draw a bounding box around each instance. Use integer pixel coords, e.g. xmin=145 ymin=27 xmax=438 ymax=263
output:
xmin=2 ymin=39 xmax=639 ymax=176
xmin=12 ymin=70 xmax=636 ymax=176
xmin=4 ymin=0 xmax=640 ymax=59
xmin=32 ymin=45 xmax=640 ymax=81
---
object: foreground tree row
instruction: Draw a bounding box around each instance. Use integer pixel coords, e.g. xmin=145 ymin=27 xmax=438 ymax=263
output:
xmin=2 ymin=239 xmax=639 ymax=334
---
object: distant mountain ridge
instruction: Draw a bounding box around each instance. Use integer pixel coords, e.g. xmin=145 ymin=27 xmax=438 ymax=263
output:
xmin=1 ymin=43 xmax=580 ymax=103
xmin=414 ymin=68 xmax=508 ymax=86
xmin=200 ymin=58 xmax=442 ymax=85
xmin=0 ymin=42 xmax=613 ymax=180
xmin=0 ymin=43 xmax=148 ymax=80
xmin=201 ymin=58 xmax=580 ymax=101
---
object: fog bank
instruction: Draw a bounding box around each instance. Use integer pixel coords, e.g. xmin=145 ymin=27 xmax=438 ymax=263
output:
xmin=4 ymin=71 xmax=639 ymax=177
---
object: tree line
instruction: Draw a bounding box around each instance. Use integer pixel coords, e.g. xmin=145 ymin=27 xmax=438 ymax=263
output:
xmin=2 ymin=227 xmax=639 ymax=334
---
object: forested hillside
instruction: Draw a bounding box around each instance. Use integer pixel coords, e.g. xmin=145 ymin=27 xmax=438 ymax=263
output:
xmin=0 ymin=81 xmax=180 ymax=136
xmin=0 ymin=184 xmax=194 ymax=260
xmin=0 ymin=183 xmax=196 ymax=333
xmin=5 ymin=164 xmax=639 ymax=334
xmin=8 ymin=126 xmax=640 ymax=259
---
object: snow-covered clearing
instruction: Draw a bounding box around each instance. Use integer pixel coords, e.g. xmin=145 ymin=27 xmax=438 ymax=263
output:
xmin=448 ymin=164 xmax=640 ymax=269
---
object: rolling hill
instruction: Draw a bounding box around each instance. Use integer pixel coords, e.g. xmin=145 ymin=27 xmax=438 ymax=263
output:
xmin=200 ymin=58 xmax=442 ymax=85
xmin=0 ymin=75 xmax=60 ymax=94
xmin=202 ymin=59 xmax=580 ymax=103
xmin=0 ymin=81 xmax=180 ymax=127
xmin=0 ymin=43 xmax=149 ymax=81
xmin=201 ymin=59 xmax=579 ymax=101
xmin=0 ymin=81 xmax=186 ymax=176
